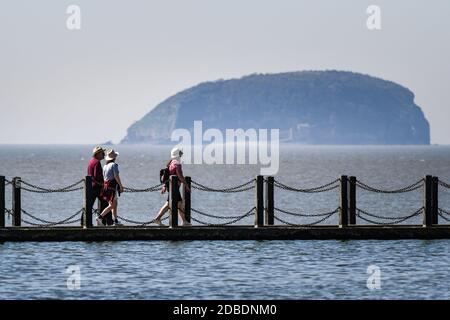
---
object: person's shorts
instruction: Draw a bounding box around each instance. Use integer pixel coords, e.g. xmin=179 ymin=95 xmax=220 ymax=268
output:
xmin=102 ymin=180 xmax=117 ymax=203
xmin=167 ymin=186 xmax=182 ymax=203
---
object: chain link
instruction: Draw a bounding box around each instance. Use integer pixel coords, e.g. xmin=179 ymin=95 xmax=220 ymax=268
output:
xmin=355 ymin=179 xmax=423 ymax=194
xmin=438 ymin=209 xmax=450 ymax=222
xmin=274 ymin=207 xmax=339 ymax=217
xmin=191 ymin=207 xmax=255 ymax=226
xmin=21 ymin=217 xmax=80 ymax=227
xmin=191 ymin=179 xmax=255 ymax=193
xmin=274 ymin=209 xmax=338 ymax=226
xmin=20 ymin=186 xmax=84 ymax=193
xmin=439 ymin=180 xmax=450 ymax=189
xmin=356 ymin=207 xmax=424 ymax=221
xmin=4 ymin=179 xmax=12 ymax=186
xmin=20 ymin=179 xmax=84 ymax=193
xmin=273 ymin=179 xmax=340 ymax=193
xmin=191 ymin=207 xmax=252 ymax=219
xmin=21 ymin=208 xmax=83 ymax=227
xmin=356 ymin=207 xmax=423 ymax=225
xmin=123 ymin=183 xmax=163 ymax=193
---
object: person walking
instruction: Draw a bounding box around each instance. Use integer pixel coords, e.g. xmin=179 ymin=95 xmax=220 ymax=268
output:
xmin=96 ymin=149 xmax=124 ymax=226
xmin=85 ymin=146 xmax=113 ymax=226
xmin=153 ymin=147 xmax=191 ymax=226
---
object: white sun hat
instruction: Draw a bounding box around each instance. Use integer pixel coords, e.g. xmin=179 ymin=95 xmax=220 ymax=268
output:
xmin=170 ymin=147 xmax=183 ymax=159
xmin=105 ymin=149 xmax=119 ymax=161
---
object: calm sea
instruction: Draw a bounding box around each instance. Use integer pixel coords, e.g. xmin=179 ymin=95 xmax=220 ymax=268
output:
xmin=0 ymin=145 xmax=450 ymax=299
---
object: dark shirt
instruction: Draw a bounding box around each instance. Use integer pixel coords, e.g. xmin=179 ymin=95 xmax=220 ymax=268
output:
xmin=87 ymin=158 xmax=104 ymax=188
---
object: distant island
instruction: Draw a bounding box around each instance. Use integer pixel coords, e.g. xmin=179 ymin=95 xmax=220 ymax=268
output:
xmin=121 ymin=71 xmax=430 ymax=145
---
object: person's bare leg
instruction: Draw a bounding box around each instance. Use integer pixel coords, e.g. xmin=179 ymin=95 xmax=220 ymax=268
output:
xmin=98 ymin=201 xmax=114 ymax=226
xmin=153 ymin=202 xmax=169 ymax=225
xmin=100 ymin=203 xmax=113 ymax=217
xmin=178 ymin=201 xmax=191 ymax=226
xmin=111 ymin=198 xmax=118 ymax=221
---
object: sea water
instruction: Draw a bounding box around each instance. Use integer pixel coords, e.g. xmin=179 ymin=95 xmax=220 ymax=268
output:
xmin=0 ymin=145 xmax=449 ymax=299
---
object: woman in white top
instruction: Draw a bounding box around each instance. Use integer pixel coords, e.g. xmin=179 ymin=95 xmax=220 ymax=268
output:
xmin=97 ymin=149 xmax=124 ymax=226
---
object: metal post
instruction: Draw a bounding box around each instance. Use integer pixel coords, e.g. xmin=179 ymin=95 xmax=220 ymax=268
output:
xmin=424 ymin=175 xmax=433 ymax=227
xmin=83 ymin=176 xmax=93 ymax=228
xmin=97 ymin=198 xmax=101 ymax=223
xmin=169 ymin=175 xmax=179 ymax=228
xmin=0 ymin=176 xmax=5 ymax=228
xmin=349 ymin=176 xmax=356 ymax=225
xmin=265 ymin=176 xmax=274 ymax=226
xmin=255 ymin=175 xmax=264 ymax=227
xmin=184 ymin=176 xmax=191 ymax=223
xmin=339 ymin=175 xmax=348 ymax=228
xmin=432 ymin=176 xmax=439 ymax=225
xmin=12 ymin=177 xmax=21 ymax=227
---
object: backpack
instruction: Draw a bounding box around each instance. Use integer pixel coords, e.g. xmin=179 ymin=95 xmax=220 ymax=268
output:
xmin=160 ymin=161 xmax=171 ymax=184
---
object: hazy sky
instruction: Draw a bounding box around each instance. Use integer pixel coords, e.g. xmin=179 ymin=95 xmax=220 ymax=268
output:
xmin=1 ymin=0 xmax=449 ymax=144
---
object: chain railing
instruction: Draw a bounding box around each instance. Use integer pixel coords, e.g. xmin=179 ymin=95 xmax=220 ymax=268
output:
xmin=274 ymin=207 xmax=338 ymax=217
xmin=348 ymin=178 xmax=425 ymax=226
xmin=356 ymin=207 xmax=424 ymax=225
xmin=190 ymin=207 xmax=255 ymax=226
xmin=20 ymin=208 xmax=83 ymax=227
xmin=435 ymin=179 xmax=450 ymax=224
xmin=355 ymin=179 xmax=424 ymax=194
xmin=438 ymin=208 xmax=450 ymax=222
xmin=123 ymin=183 xmax=163 ymax=193
xmin=271 ymin=178 xmax=339 ymax=226
xmin=439 ymin=180 xmax=450 ymax=189
xmin=191 ymin=179 xmax=255 ymax=193
xmin=4 ymin=208 xmax=12 ymax=218
xmin=2 ymin=175 xmax=450 ymax=229
xmin=273 ymin=179 xmax=340 ymax=193
xmin=191 ymin=207 xmax=251 ymax=220
xmin=19 ymin=179 xmax=84 ymax=193
xmin=274 ymin=208 xmax=339 ymax=226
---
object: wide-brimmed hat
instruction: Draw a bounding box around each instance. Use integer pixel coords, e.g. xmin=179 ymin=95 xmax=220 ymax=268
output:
xmin=92 ymin=146 xmax=105 ymax=156
xmin=170 ymin=147 xmax=183 ymax=159
xmin=105 ymin=149 xmax=119 ymax=161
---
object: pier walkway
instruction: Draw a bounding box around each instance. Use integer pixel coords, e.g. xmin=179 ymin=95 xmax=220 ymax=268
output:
xmin=1 ymin=175 xmax=450 ymax=241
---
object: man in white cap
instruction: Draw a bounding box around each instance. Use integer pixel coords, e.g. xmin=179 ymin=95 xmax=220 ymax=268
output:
xmin=84 ymin=146 xmax=113 ymax=226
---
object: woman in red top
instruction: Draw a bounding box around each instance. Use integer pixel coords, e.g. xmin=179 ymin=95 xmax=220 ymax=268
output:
xmin=153 ymin=147 xmax=191 ymax=226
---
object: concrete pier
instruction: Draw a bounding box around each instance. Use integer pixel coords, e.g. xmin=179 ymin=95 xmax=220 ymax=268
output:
xmin=1 ymin=225 xmax=450 ymax=242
